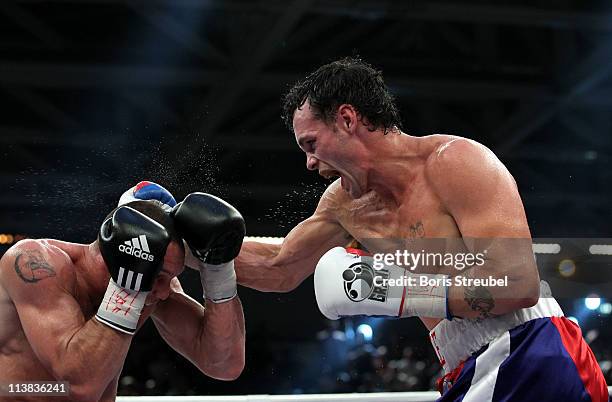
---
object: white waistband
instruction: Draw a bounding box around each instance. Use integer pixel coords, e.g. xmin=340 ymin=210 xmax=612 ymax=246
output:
xmin=429 ymin=281 xmax=564 ymax=373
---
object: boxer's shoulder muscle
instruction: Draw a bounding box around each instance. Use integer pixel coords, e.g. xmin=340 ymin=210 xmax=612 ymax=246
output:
xmin=424 ymin=136 xmax=530 ymax=239
xmin=425 ymin=136 xmax=512 ymax=200
xmin=0 ymin=240 xmax=76 ymax=373
xmin=0 ymin=239 xmax=76 ymax=302
xmin=428 ymin=136 xmax=505 ymax=173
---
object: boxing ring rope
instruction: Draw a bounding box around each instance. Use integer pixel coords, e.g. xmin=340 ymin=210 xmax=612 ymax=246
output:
xmin=117 ymin=392 xmax=439 ymax=402
xmin=244 ymin=237 xmax=609 ymax=255
xmin=117 ymin=388 xmax=612 ymax=402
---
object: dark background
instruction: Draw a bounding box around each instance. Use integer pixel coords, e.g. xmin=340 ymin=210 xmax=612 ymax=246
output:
xmin=0 ymin=0 xmax=611 ymax=395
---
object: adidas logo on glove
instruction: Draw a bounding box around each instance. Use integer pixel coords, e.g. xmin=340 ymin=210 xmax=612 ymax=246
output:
xmin=118 ymin=235 xmax=155 ymax=262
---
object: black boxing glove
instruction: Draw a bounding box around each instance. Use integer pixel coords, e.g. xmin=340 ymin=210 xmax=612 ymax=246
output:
xmin=95 ymin=206 xmax=171 ymax=334
xmin=171 ymin=193 xmax=245 ymax=303
xmin=171 ymin=192 xmax=245 ymax=264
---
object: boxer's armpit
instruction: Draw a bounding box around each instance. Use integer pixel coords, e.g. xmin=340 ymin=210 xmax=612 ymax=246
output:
xmin=463 ymin=285 xmax=496 ymax=322
xmin=14 ymin=250 xmax=57 ymax=283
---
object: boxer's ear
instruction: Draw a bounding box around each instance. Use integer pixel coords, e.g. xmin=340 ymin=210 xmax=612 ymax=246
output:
xmin=337 ymin=104 xmax=358 ymax=134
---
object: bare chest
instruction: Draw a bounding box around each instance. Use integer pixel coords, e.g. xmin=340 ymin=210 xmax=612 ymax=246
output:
xmin=336 ymin=180 xmax=460 ymax=249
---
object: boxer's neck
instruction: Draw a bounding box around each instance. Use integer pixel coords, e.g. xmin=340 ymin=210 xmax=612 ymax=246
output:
xmin=362 ymin=131 xmax=423 ymax=205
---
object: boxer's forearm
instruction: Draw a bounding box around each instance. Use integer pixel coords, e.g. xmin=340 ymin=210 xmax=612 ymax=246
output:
xmin=195 ymin=298 xmax=245 ymax=380
xmin=152 ymin=291 xmax=245 ymax=381
xmin=236 ymin=210 xmax=350 ymax=292
xmin=235 ymin=241 xmax=308 ymax=292
xmin=447 ymin=256 xmax=540 ymax=320
xmin=56 ymin=319 xmax=131 ymax=401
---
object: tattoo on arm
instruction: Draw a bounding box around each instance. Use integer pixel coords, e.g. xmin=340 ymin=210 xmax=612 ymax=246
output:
xmin=14 ymin=250 xmax=57 ymax=283
xmin=464 ymin=285 xmax=496 ymax=322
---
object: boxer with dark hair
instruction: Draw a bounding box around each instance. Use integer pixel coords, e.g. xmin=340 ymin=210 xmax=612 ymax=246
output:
xmin=0 ymin=193 xmax=246 ymax=402
xmin=235 ymin=57 xmax=609 ymax=401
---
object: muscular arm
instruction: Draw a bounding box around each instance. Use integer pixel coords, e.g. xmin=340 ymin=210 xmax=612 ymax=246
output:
xmin=235 ymin=183 xmax=351 ymax=292
xmin=428 ymin=139 xmax=540 ymax=320
xmin=1 ymin=240 xmax=131 ymax=402
xmin=151 ymin=278 xmax=245 ymax=380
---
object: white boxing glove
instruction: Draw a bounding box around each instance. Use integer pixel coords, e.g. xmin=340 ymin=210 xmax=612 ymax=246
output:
xmin=314 ymin=247 xmax=449 ymax=320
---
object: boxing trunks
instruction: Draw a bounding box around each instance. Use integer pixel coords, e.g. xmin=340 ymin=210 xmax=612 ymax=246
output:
xmin=430 ymin=282 xmax=609 ymax=402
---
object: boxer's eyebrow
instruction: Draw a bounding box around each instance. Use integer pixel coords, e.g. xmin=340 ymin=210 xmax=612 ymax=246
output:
xmin=297 ymin=135 xmax=312 ymax=150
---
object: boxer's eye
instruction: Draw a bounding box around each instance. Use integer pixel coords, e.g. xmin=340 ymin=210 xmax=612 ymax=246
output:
xmin=307 ymin=140 xmax=316 ymax=151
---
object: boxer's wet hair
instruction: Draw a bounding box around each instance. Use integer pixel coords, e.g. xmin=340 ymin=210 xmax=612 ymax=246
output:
xmin=101 ymin=200 xmax=183 ymax=248
xmin=282 ymin=56 xmax=402 ymax=134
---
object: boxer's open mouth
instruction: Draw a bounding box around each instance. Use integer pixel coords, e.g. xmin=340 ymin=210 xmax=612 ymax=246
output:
xmin=320 ymin=170 xmax=340 ymax=181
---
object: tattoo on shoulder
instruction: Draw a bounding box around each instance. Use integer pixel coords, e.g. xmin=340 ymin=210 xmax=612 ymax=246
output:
xmin=14 ymin=250 xmax=57 ymax=283
xmin=409 ymin=221 xmax=425 ymax=238
xmin=464 ymin=285 xmax=496 ymax=322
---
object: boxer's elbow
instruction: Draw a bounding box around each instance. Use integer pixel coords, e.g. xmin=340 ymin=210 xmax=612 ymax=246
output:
xmin=224 ymin=344 xmax=246 ymax=380
xmin=504 ymin=274 xmax=540 ymax=311
xmin=515 ymin=280 xmax=540 ymax=309
xmin=195 ymin=331 xmax=245 ymax=380
xmin=52 ymin=346 xmax=111 ymax=400
xmin=57 ymin=370 xmax=107 ymax=401
xmin=65 ymin=381 xmax=104 ymax=402
xmin=199 ymin=351 xmax=245 ymax=381
xmin=507 ymin=294 xmax=538 ymax=312
xmin=51 ymin=364 xmax=100 ymax=401
xmin=515 ymin=262 xmax=540 ymax=309
xmin=217 ymin=359 xmax=245 ymax=381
